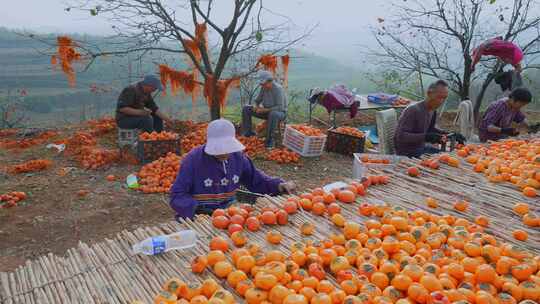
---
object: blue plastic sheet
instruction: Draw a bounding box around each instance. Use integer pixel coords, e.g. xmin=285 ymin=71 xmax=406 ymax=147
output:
xmin=367 ymin=93 xmax=398 ymax=105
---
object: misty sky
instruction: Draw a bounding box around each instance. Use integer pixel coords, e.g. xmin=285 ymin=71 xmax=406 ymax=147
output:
xmin=1 ymin=0 xmax=388 ymax=64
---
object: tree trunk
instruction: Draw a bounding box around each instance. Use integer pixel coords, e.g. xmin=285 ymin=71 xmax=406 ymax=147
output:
xmin=461 ymin=56 xmax=472 ymax=100
xmin=210 ymin=98 xmax=221 ymax=120
xmin=209 ymin=79 xmax=221 ymax=121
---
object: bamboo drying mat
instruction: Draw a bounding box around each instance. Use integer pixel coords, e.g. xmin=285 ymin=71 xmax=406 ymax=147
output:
xmin=1 ymin=154 xmax=539 ymax=304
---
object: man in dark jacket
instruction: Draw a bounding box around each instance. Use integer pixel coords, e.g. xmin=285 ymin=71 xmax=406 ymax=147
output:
xmin=116 ymin=75 xmax=171 ymax=132
xmin=394 ymin=80 xmax=462 ymax=158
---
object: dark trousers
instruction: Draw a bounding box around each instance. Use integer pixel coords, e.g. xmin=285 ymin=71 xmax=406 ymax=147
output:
xmin=408 ymin=146 xmax=441 ymax=158
xmin=241 ymin=105 xmax=285 ymax=144
xmin=117 ymin=114 xmax=163 ymax=133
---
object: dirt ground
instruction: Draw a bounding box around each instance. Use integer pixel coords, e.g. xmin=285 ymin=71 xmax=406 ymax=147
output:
xmin=0 ymin=122 xmax=355 ymax=272
xmin=1 ymin=111 xmax=539 ymax=272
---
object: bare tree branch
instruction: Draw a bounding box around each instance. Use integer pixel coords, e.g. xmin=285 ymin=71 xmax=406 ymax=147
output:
xmin=369 ymin=0 xmax=540 ymax=121
xmin=32 ymin=0 xmax=311 ymax=119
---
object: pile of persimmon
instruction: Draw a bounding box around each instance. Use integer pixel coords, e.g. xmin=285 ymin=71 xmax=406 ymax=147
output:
xmin=0 ymin=191 xmax=26 ymax=209
xmin=166 ymin=120 xmax=208 ymax=136
xmin=181 ymin=127 xmax=207 ymax=154
xmin=138 ymin=152 xmax=182 ymax=193
xmin=166 ymin=119 xmax=194 ymax=130
xmin=151 ymin=277 xmax=237 ymax=304
xmin=291 ymin=124 xmax=324 ymax=137
xmin=139 ymin=131 xmax=178 ymax=141
xmin=0 ymin=129 xmax=18 ymax=138
xmin=360 ymin=155 xmax=391 ymax=164
xmin=458 ymin=139 xmax=539 ymax=198
xmin=238 ymin=136 xmax=266 ymax=158
xmin=182 ymin=127 xmax=265 ymax=157
xmin=0 ymin=130 xmax=58 ymax=150
xmin=193 ymin=203 xmax=540 ymax=304
xmin=212 ymin=204 xmax=290 ymax=236
xmin=86 ymin=117 xmax=116 ymax=136
xmin=334 ymin=127 xmax=365 ymax=138
xmin=78 ymin=147 xmax=119 ymax=170
xmin=9 ymin=159 xmax=52 ymax=174
xmin=64 ymin=131 xmax=97 ymax=156
xmin=266 ymin=148 xmax=300 ymax=164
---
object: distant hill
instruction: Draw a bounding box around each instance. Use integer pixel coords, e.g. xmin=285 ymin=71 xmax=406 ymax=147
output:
xmin=0 ymin=27 xmax=377 ymax=126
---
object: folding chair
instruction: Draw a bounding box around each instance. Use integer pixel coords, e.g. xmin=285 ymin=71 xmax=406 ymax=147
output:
xmin=375 ymin=109 xmax=398 ymax=155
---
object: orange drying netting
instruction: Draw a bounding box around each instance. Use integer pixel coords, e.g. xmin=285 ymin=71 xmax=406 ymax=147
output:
xmin=203 ymin=74 xmax=240 ymax=112
xmin=281 ymin=55 xmax=290 ymax=89
xmin=51 ymin=36 xmax=82 ymax=87
xmin=257 ymin=54 xmax=278 ymax=76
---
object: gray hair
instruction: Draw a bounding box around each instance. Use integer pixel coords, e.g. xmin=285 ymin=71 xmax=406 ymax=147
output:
xmin=427 ymin=80 xmax=449 ymax=93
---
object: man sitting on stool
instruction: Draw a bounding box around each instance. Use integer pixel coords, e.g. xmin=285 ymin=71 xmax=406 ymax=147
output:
xmin=241 ymin=71 xmax=287 ymax=148
xmin=116 ymin=75 xmax=171 ymax=133
xmin=394 ymin=80 xmax=464 ymax=158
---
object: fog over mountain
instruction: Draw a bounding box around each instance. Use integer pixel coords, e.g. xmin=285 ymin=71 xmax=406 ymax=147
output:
xmin=1 ymin=0 xmax=387 ymax=66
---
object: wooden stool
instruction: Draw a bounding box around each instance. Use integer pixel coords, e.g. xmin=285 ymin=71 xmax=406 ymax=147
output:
xmin=275 ymin=119 xmax=287 ymax=146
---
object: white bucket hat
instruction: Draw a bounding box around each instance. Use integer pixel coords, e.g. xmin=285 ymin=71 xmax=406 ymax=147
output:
xmin=204 ymin=119 xmax=245 ymax=155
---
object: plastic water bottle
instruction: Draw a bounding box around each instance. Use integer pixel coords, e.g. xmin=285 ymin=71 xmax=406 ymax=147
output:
xmin=132 ymin=230 xmax=197 ymax=255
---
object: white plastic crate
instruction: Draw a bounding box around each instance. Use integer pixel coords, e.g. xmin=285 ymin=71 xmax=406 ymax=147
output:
xmin=283 ymin=125 xmax=327 ymax=157
xmin=353 ymin=153 xmax=405 ymax=179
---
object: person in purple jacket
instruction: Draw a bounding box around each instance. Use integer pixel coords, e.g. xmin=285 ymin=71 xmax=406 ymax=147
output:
xmin=170 ymin=119 xmax=296 ymax=220
xmin=478 ymin=88 xmax=532 ymax=142
xmin=394 ymin=80 xmax=462 ymax=158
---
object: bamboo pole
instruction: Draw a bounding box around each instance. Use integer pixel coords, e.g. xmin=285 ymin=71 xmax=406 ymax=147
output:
xmin=1 ymin=136 xmax=539 ymax=303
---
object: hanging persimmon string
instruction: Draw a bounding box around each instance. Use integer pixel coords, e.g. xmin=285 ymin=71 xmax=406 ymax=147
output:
xmin=257 ymin=53 xmax=291 ymax=89
xmin=158 ymin=23 xmax=245 ymax=116
xmin=51 ymin=36 xmax=82 ymax=87
xmin=195 ymin=23 xmax=208 ymax=53
xmin=203 ymin=74 xmax=240 ymax=112
xmin=256 ymin=54 xmax=279 ymax=76
xmin=281 ymin=54 xmax=290 ymax=89
xmin=159 ymin=65 xmax=198 ymax=98
xmin=178 ymin=23 xmax=209 ymax=117
xmin=182 ymin=23 xmax=208 ymax=74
